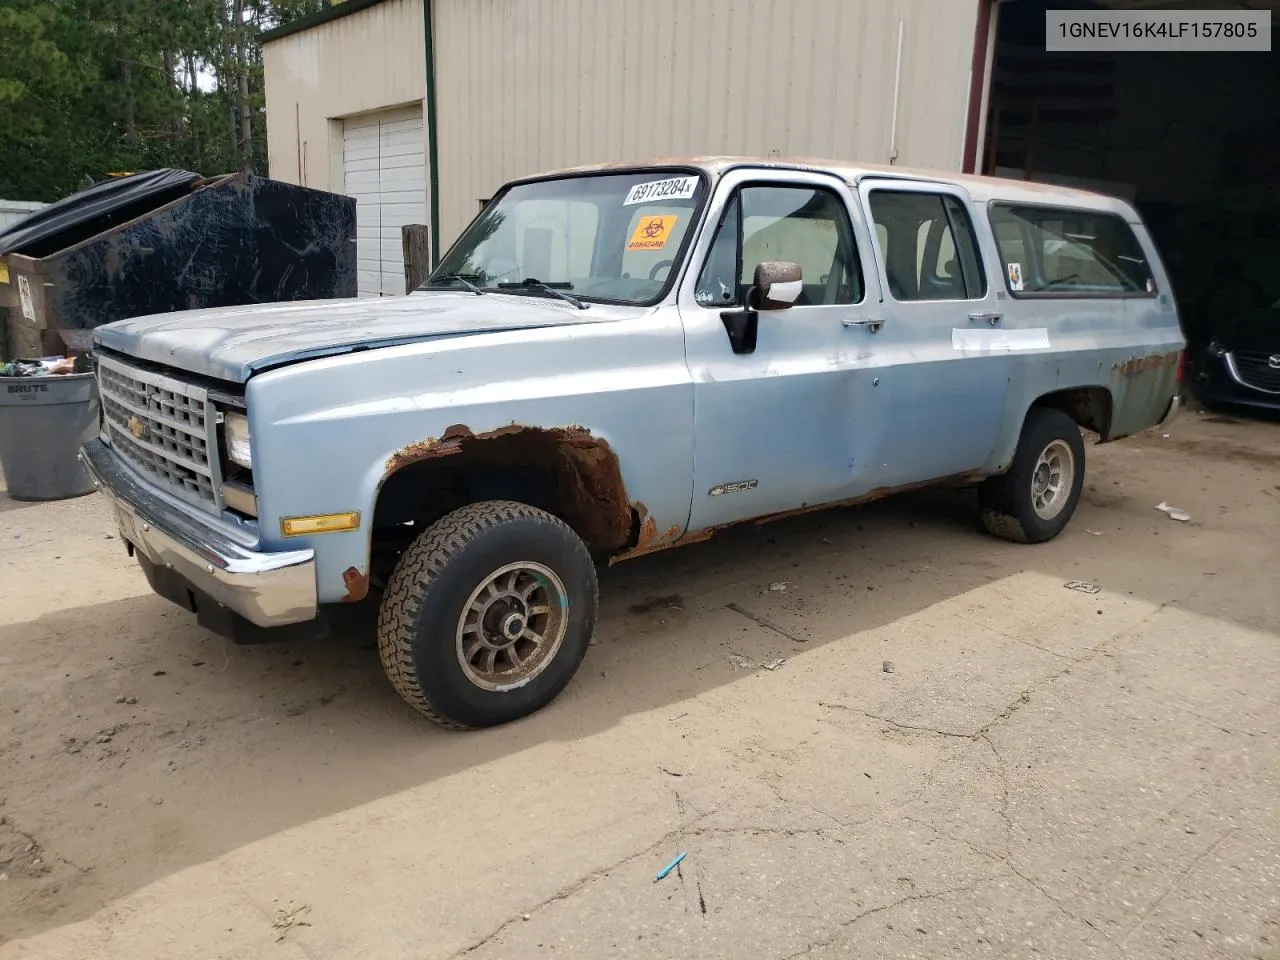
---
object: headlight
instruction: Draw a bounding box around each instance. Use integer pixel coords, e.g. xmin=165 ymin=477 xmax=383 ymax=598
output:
xmin=224 ymin=412 xmax=252 ymax=469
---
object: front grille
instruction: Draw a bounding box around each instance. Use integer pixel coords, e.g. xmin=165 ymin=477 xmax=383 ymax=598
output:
xmin=1231 ymin=351 xmax=1280 ymax=394
xmin=97 ymin=355 xmax=224 ymax=511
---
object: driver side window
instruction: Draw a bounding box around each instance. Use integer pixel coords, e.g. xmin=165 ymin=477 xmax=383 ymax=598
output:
xmin=696 ymin=184 xmax=863 ymax=307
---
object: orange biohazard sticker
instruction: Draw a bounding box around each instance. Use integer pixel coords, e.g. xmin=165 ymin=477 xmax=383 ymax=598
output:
xmin=627 ymin=214 xmax=678 ymax=251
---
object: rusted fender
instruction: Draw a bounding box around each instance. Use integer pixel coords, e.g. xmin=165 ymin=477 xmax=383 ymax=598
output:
xmin=383 ymin=423 xmax=636 ymax=554
xmin=1113 ymin=350 xmax=1180 ymax=379
xmin=608 ymin=500 xmax=684 ymax=563
xmin=1108 ymin=349 xmax=1181 ymax=439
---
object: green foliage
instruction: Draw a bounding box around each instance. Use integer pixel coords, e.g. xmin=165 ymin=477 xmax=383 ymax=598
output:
xmin=0 ymin=0 xmax=337 ymax=202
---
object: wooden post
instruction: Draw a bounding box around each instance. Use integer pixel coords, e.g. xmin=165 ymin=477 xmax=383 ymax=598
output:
xmin=402 ymin=224 xmax=431 ymax=293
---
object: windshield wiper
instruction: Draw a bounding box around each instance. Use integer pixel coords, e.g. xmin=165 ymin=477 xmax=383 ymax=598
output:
xmin=496 ymin=278 xmax=588 ymax=310
xmin=426 ymin=273 xmax=485 ymax=295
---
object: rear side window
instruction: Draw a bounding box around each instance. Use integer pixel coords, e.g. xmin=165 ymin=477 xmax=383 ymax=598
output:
xmin=868 ymin=191 xmax=986 ymax=302
xmin=988 ymin=204 xmax=1155 ymax=297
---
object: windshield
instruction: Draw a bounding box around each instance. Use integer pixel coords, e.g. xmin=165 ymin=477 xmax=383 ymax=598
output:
xmin=425 ymin=171 xmax=708 ymax=305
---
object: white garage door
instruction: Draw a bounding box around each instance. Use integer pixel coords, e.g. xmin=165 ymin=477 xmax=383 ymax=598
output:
xmin=343 ymin=106 xmax=427 ymax=297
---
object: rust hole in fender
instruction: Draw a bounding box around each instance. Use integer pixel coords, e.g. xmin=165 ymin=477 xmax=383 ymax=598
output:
xmin=384 ymin=424 xmax=633 ymax=553
xmin=1114 ymin=351 xmax=1179 ymax=378
xmin=342 ymin=566 xmax=371 ymax=604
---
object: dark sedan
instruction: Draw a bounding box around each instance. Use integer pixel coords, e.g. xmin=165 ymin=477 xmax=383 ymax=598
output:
xmin=1193 ymin=305 xmax=1280 ymax=414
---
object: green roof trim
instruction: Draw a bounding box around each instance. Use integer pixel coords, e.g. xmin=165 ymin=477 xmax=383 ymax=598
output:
xmin=262 ymin=0 xmax=389 ymax=43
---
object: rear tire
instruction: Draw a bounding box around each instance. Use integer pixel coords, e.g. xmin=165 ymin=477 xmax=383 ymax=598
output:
xmin=377 ymin=500 xmax=598 ymax=729
xmin=979 ymin=407 xmax=1085 ymax=544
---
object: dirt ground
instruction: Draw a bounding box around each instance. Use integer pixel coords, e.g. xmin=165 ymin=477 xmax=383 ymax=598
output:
xmin=1 ymin=409 xmax=1277 ymax=959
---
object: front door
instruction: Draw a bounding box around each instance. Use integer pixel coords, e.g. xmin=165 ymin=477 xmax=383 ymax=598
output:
xmin=675 ymin=169 xmax=886 ymax=531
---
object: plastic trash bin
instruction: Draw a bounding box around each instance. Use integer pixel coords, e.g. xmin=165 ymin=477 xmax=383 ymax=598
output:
xmin=0 ymin=373 xmax=99 ymax=500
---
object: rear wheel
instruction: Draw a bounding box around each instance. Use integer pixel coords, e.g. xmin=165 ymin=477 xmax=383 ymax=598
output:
xmin=979 ymin=407 xmax=1085 ymax=544
xmin=377 ymin=500 xmax=598 ymax=728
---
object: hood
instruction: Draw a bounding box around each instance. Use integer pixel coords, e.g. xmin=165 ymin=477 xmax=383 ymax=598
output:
xmin=1212 ymin=306 xmax=1280 ymax=354
xmin=92 ymin=291 xmax=637 ymax=383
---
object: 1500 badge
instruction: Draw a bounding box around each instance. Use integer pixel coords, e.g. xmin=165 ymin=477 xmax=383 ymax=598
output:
xmin=708 ymin=479 xmax=758 ymax=497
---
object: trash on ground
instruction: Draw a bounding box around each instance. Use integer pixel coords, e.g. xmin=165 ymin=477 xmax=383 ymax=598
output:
xmin=768 ymin=581 xmax=791 ymax=592
xmin=1064 ymin=580 xmax=1101 ymax=594
xmin=882 ymin=660 xmax=895 ymax=674
xmin=726 ymin=651 xmax=756 ymax=671
xmin=654 ymin=852 xmax=688 ymax=882
xmin=668 ymin=712 xmax=688 ymax=722
xmin=1085 ymin=529 xmax=1103 ymax=536
xmin=762 ymin=658 xmax=786 ymax=671
xmin=1155 ymin=501 xmax=1191 ymax=522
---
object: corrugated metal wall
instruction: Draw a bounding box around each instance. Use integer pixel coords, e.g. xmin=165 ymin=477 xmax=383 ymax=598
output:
xmin=263 ymin=0 xmax=427 ymax=191
xmin=432 ymin=0 xmax=980 ymax=244
xmin=0 ymin=200 xmax=46 ymax=232
xmin=263 ymin=0 xmax=981 ymax=253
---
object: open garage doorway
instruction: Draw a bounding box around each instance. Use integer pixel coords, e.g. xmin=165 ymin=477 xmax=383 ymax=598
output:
xmin=984 ymin=0 xmax=1280 ymax=412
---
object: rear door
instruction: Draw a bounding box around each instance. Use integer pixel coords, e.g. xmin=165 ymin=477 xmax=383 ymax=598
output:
xmin=857 ymin=179 xmax=1013 ymax=483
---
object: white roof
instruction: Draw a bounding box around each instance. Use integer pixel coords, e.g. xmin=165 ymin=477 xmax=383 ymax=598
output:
xmin=537 ymin=156 xmax=1138 ymax=219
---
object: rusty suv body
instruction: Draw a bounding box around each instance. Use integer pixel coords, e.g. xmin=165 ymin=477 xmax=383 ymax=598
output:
xmin=81 ymin=157 xmax=1184 ymax=728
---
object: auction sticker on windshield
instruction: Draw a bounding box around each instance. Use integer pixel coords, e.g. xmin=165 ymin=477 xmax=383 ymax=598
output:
xmin=623 ymin=176 xmax=698 ymax=205
xmin=627 ymin=215 xmax=679 ymax=251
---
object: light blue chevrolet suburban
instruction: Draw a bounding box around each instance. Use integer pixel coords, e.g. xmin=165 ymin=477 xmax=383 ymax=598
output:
xmin=81 ymin=158 xmax=1184 ymax=728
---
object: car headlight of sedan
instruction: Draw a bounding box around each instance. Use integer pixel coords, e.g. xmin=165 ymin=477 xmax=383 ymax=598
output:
xmin=223 ymin=412 xmax=253 ymax=469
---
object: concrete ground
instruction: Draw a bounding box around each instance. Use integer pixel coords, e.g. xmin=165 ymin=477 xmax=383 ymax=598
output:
xmin=0 ymin=410 xmax=1277 ymax=959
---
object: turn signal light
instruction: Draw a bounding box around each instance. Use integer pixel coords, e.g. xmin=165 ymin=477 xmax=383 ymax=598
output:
xmin=280 ymin=512 xmax=361 ymax=537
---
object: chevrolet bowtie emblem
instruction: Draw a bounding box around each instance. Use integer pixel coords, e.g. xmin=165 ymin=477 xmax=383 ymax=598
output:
xmin=127 ymin=415 xmax=147 ymax=440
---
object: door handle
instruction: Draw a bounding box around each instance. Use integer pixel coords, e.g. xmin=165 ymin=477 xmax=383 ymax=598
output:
xmin=842 ymin=317 xmax=883 ymax=332
xmin=969 ymin=312 xmax=1003 ymax=326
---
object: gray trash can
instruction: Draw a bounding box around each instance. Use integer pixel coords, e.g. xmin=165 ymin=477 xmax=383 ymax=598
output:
xmin=0 ymin=373 xmax=99 ymax=500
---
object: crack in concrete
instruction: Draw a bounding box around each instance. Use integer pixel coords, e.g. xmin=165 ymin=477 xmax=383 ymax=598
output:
xmin=819 ymin=688 xmax=1031 ymax=743
xmin=746 ymin=759 xmax=852 ymax=831
xmin=451 ymin=813 xmax=714 ymax=957
xmin=818 ymin=703 xmax=974 ymax=740
xmin=901 ymin=816 xmax=1106 ymax=938
xmin=778 ymin=879 xmax=997 ymax=959
xmin=1116 ymin=825 xmax=1239 ymax=948
xmin=980 ymin=732 xmax=1013 ymax=846
xmin=952 ymin=614 xmax=1086 ymax=664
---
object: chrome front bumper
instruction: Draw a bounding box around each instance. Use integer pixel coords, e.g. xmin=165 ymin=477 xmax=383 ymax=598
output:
xmin=80 ymin=438 xmax=317 ymax=628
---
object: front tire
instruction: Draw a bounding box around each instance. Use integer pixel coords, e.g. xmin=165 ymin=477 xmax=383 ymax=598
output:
xmin=979 ymin=408 xmax=1086 ymax=544
xmin=377 ymin=500 xmax=598 ymax=729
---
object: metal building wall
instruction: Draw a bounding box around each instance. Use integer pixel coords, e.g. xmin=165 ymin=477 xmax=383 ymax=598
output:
xmin=0 ymin=200 xmax=46 ymax=232
xmin=432 ymin=0 xmax=980 ymax=245
xmin=263 ymin=0 xmax=427 ymax=192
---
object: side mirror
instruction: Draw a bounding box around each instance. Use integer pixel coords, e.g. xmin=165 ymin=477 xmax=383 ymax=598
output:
xmin=719 ymin=261 xmax=803 ymax=357
xmin=748 ymin=261 xmax=803 ymax=311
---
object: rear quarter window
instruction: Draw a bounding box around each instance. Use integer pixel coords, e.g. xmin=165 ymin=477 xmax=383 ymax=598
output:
xmin=988 ymin=204 xmax=1155 ymax=298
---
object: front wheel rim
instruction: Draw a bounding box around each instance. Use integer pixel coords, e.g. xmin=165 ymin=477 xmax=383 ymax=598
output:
xmin=456 ymin=562 xmax=568 ymax=692
xmin=1030 ymin=439 xmax=1075 ymax=521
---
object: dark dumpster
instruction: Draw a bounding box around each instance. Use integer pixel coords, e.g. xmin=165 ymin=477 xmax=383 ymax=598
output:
xmin=0 ymin=169 xmax=356 ymax=359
